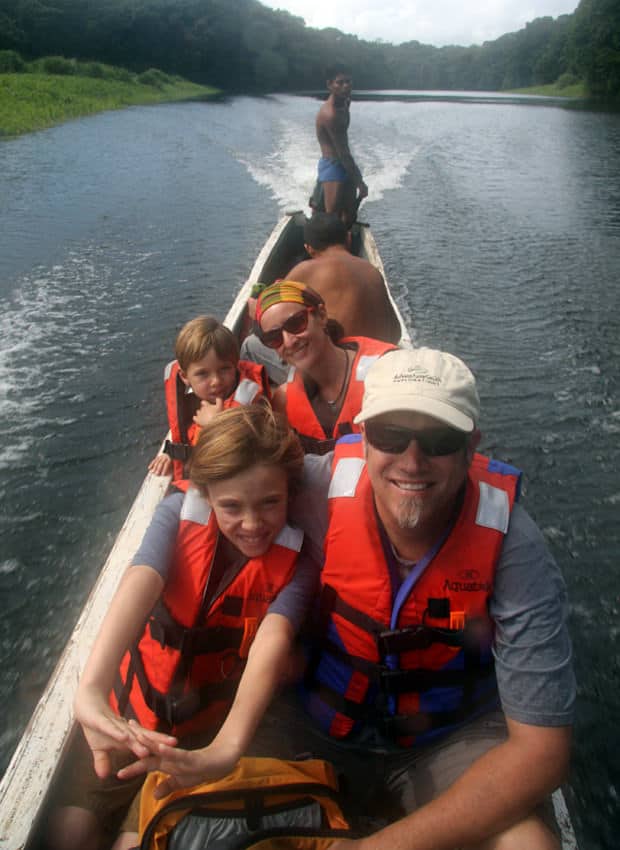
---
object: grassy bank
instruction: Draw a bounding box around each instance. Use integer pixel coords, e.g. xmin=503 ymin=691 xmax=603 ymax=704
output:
xmin=508 ymin=81 xmax=587 ymax=98
xmin=0 ymin=67 xmax=219 ymax=137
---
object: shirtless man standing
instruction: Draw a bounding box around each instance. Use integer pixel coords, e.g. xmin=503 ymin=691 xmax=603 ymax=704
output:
xmin=312 ymin=63 xmax=368 ymax=227
xmin=287 ymin=213 xmax=401 ymax=344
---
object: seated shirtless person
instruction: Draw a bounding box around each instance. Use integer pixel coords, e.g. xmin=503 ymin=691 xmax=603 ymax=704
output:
xmin=287 ymin=213 xmax=401 ymax=344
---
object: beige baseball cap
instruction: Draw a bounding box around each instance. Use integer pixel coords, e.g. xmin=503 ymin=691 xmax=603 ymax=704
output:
xmin=353 ymin=348 xmax=480 ymax=432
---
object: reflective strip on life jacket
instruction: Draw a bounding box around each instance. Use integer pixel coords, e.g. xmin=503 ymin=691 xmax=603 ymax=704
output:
xmin=234 ymin=377 xmax=261 ymax=405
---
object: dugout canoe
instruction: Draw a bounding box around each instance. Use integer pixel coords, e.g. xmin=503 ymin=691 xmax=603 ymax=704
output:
xmin=0 ymin=211 xmax=576 ymax=849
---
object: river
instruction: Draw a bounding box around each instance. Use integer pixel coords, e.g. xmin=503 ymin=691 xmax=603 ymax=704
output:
xmin=1 ymin=93 xmax=618 ymax=849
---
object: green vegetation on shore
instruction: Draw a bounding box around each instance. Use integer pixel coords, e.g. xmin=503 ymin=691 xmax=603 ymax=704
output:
xmin=3 ymin=0 xmax=617 ymax=98
xmin=0 ymin=57 xmax=219 ymax=137
xmin=509 ymin=81 xmax=587 ymax=98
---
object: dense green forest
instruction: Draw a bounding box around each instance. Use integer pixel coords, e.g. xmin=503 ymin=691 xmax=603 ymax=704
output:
xmin=1 ymin=0 xmax=618 ymax=97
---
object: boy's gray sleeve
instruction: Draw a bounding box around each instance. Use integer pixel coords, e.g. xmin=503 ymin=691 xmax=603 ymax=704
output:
xmin=288 ymin=453 xmax=332 ymax=557
xmin=130 ymin=491 xmax=184 ymax=580
xmin=491 ymin=503 xmax=576 ymax=727
xmin=267 ymin=537 xmax=321 ymax=632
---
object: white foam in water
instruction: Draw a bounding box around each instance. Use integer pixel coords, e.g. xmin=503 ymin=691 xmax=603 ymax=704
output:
xmin=0 ymin=559 xmax=20 ymax=576
xmin=239 ymin=101 xmax=420 ymax=212
xmin=353 ymin=140 xmax=420 ymax=202
xmin=0 ymin=249 xmax=130 ymax=471
xmin=240 ymin=119 xmax=317 ymax=210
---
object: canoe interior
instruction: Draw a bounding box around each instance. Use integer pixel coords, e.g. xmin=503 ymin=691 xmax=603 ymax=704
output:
xmin=0 ymin=212 xmax=573 ymax=849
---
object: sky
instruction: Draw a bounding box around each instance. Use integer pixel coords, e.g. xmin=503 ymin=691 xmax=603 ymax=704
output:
xmin=260 ymin=1 xmax=579 ymax=48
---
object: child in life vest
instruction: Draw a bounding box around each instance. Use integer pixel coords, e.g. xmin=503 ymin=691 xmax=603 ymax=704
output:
xmin=47 ymin=406 xmax=317 ymax=850
xmin=149 ymin=315 xmax=270 ymax=480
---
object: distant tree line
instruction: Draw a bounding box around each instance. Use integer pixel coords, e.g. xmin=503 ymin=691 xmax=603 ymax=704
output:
xmin=0 ymin=0 xmax=618 ymax=97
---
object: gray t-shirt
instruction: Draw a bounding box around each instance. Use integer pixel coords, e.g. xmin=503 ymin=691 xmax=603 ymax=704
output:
xmin=289 ymin=452 xmax=576 ymax=728
xmin=131 ymin=491 xmax=319 ymax=634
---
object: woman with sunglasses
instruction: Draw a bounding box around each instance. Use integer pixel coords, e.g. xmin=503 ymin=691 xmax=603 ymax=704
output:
xmin=256 ymin=280 xmax=396 ymax=455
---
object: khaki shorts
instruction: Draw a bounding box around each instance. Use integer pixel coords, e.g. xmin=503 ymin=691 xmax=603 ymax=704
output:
xmin=249 ymin=696 xmax=559 ymax=838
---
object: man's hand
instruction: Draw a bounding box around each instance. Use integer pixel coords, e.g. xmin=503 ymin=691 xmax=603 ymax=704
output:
xmin=117 ymin=728 xmax=242 ymax=799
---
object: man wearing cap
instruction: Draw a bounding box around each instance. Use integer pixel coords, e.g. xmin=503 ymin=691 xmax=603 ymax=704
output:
xmin=260 ymin=346 xmax=575 ymax=849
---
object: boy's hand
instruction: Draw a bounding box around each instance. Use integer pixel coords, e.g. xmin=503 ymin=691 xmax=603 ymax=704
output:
xmin=148 ymin=453 xmax=172 ymax=477
xmin=74 ymin=686 xmax=155 ymax=778
xmin=193 ymin=397 xmax=224 ymax=428
xmin=117 ymin=729 xmax=241 ymax=798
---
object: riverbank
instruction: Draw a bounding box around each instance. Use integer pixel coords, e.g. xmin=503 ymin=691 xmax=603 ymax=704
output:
xmin=0 ymin=70 xmax=219 ymax=137
xmin=509 ymin=80 xmax=586 ymax=98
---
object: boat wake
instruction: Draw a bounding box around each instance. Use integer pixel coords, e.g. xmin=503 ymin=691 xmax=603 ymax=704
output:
xmin=0 ymin=246 xmax=152 ymax=474
xmin=238 ymin=96 xmax=420 ymax=213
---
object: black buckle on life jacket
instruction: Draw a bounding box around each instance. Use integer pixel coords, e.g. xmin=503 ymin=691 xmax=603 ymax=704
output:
xmin=154 ymin=690 xmax=202 ymax=728
xmin=298 ymin=432 xmax=336 ymax=456
xmin=155 ymin=678 xmax=240 ymax=727
xmin=149 ymin=617 xmax=194 ymax=654
xmin=335 ymin=421 xmax=353 ymax=438
xmin=163 ymin=439 xmax=192 ymax=461
xmin=379 ymin=666 xmax=472 ymax=694
xmin=378 ymin=712 xmax=436 ymax=737
xmin=149 ymin=616 xmax=246 ymax=657
xmin=378 ymin=624 xmax=464 ymax=655
xmin=149 ymin=617 xmax=167 ymax=649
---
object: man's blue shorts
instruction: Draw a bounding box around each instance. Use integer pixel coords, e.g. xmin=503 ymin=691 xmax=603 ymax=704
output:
xmin=318 ymin=157 xmax=348 ymax=183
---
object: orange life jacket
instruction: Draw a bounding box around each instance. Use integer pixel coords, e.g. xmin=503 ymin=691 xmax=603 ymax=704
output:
xmin=303 ymin=436 xmax=520 ymax=745
xmin=111 ymin=487 xmax=303 ymax=737
xmin=282 ymin=337 xmax=395 ymax=454
xmin=162 ymin=359 xmax=270 ymax=481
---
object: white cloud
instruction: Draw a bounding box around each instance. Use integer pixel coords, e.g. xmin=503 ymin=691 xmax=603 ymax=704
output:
xmin=261 ymin=0 xmax=578 ymax=47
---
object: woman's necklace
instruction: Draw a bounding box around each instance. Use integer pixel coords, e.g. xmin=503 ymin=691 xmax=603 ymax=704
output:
xmin=324 ymin=348 xmax=350 ymax=406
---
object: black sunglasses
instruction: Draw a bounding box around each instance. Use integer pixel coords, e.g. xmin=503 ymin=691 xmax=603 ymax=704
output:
xmin=260 ymin=307 xmax=314 ymax=349
xmin=364 ymin=421 xmax=468 ymax=457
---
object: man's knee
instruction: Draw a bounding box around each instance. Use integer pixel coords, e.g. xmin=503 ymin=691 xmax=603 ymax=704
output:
xmin=473 ymin=812 xmax=560 ymax=850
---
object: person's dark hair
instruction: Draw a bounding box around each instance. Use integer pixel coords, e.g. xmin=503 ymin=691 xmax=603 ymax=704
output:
xmin=325 ymin=62 xmax=351 ymax=83
xmin=326 ymin=318 xmax=345 ymax=343
xmin=304 ymin=213 xmax=348 ymax=251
